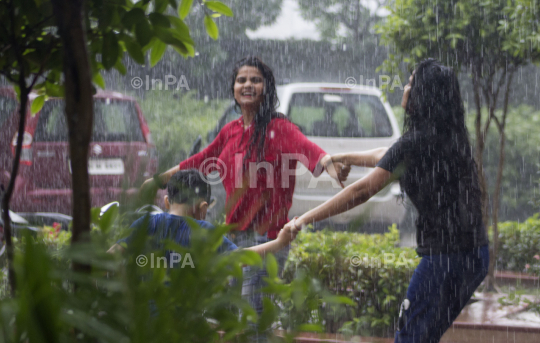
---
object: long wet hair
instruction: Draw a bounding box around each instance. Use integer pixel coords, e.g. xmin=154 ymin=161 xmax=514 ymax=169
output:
xmin=401 ymin=58 xmax=481 ymax=221
xmin=404 ymin=58 xmax=469 ymax=141
xmin=230 ymin=56 xmax=284 ymax=163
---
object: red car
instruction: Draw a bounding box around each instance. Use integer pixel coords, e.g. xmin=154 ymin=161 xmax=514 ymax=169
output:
xmin=0 ymin=87 xmax=158 ymax=214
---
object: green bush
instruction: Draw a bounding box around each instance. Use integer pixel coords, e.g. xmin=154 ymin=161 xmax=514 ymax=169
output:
xmin=283 ymin=225 xmax=419 ymax=337
xmin=497 ymin=214 xmax=540 ymax=274
xmin=0 ymin=207 xmax=352 ymax=342
xmin=138 ymin=90 xmax=229 ymax=171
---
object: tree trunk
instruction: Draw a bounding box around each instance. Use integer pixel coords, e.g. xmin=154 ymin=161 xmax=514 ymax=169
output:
xmin=51 ymin=0 xmax=93 ymax=274
xmin=485 ymin=71 xmax=514 ymax=291
xmin=1 ymin=82 xmax=30 ymax=296
xmin=471 ymin=68 xmax=489 ymax=229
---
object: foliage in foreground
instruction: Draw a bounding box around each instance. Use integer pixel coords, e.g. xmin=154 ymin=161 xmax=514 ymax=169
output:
xmin=283 ymin=226 xmax=419 ymax=337
xmin=0 ymin=208 xmax=352 ymax=343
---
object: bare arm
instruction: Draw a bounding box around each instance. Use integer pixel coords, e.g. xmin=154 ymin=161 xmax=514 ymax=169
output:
xmin=293 ymin=167 xmax=394 ymax=227
xmin=243 ymin=225 xmax=298 ymax=256
xmin=332 ymin=147 xmax=389 ymax=168
xmin=106 ymin=243 xmax=126 ymax=254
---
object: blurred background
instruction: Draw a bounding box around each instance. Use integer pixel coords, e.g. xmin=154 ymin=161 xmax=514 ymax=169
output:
xmin=4 ymin=0 xmax=539 ymax=223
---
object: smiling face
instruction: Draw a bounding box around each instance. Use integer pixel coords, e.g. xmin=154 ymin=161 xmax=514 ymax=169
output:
xmin=233 ymin=66 xmax=265 ymax=110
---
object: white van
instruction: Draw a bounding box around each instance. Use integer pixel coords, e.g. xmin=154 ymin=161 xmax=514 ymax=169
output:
xmin=205 ymin=83 xmax=406 ymax=230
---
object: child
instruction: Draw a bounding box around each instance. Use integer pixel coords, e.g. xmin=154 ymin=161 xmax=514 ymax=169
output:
xmin=107 ymin=169 xmax=297 ymax=258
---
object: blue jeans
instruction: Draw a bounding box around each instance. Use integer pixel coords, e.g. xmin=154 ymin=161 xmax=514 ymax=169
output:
xmin=395 ymin=245 xmax=489 ymax=343
xmin=228 ymin=230 xmax=291 ymax=342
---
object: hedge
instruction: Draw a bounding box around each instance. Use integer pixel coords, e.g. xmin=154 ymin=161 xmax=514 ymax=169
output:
xmin=497 ymin=214 xmax=540 ymax=274
xmin=283 ymin=225 xmax=419 ymax=337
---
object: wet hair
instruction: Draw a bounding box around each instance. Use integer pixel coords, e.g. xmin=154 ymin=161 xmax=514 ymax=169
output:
xmin=404 ymin=58 xmax=468 ymax=139
xmin=400 ymin=58 xmax=481 ymax=211
xmin=167 ymin=169 xmax=210 ymax=205
xmin=230 ymin=55 xmax=285 ymax=163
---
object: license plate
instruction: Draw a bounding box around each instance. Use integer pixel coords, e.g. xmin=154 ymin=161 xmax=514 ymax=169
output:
xmin=68 ymin=158 xmax=125 ymax=175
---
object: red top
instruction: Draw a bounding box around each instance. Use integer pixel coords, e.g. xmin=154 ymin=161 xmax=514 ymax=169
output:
xmin=179 ymin=117 xmax=326 ymax=239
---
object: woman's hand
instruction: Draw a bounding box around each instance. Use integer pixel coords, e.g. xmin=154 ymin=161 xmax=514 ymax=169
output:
xmin=328 ymin=161 xmax=351 ymax=186
xmin=276 ymin=222 xmax=300 ymax=247
xmin=401 ymin=72 xmax=414 ymax=109
xmin=139 ymin=166 xmax=180 ymax=201
xmin=320 ymin=154 xmax=350 ymax=187
xmin=331 ymin=148 xmax=388 ymax=169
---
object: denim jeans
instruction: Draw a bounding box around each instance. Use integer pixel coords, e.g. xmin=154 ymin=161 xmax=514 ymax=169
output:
xmin=395 ymin=245 xmax=489 ymax=343
xmin=228 ymin=230 xmax=290 ymax=342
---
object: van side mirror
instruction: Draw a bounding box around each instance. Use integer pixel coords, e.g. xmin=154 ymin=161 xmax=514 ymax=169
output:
xmin=188 ymin=135 xmax=202 ymax=157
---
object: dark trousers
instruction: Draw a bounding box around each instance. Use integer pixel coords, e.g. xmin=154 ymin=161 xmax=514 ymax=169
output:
xmin=395 ymin=245 xmax=489 ymax=343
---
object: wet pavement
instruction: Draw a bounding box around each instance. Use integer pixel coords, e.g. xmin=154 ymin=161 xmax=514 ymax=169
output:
xmin=441 ymin=292 xmax=540 ymax=343
xmin=275 ymin=292 xmax=540 ymax=343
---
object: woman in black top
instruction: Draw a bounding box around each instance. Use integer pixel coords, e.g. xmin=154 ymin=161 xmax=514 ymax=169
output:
xmin=285 ymin=58 xmax=489 ymax=342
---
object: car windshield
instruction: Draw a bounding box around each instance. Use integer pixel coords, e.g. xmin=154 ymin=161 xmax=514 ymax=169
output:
xmin=34 ymin=99 xmax=144 ymax=142
xmin=0 ymin=95 xmax=17 ymax=128
xmin=287 ymin=93 xmax=393 ymax=137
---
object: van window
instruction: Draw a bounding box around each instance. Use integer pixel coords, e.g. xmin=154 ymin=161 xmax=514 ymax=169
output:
xmin=288 ymin=93 xmax=393 ymax=137
xmin=0 ymin=95 xmax=17 ymax=128
xmin=35 ymin=99 xmax=144 ymax=142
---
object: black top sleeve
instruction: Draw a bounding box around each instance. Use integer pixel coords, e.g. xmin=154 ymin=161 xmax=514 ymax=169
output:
xmin=377 ymin=138 xmax=405 ymax=173
xmin=376 ymin=131 xmax=421 ymax=174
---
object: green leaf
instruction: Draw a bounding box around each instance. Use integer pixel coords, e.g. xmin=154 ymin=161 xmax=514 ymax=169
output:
xmin=114 ymin=59 xmax=127 ymax=75
xmin=90 ymin=207 xmax=101 ymax=226
xmin=31 ymin=95 xmax=45 ymax=114
xmin=99 ymin=204 xmax=118 ymax=234
xmin=204 ymin=15 xmax=219 ymax=40
xmin=123 ymin=37 xmax=145 ymax=65
xmin=168 ymin=0 xmax=177 ymax=9
xmin=266 ymin=253 xmax=278 ymax=279
xmin=154 ymin=0 xmax=168 ymax=13
xmin=93 ymin=73 xmax=106 ymax=89
xmin=167 ymin=16 xmax=195 ymax=46
xmin=205 ymin=1 xmax=233 ymax=17
xmin=178 ymin=0 xmax=194 ymax=19
xmin=102 ymin=31 xmax=120 ymax=70
xmin=184 ymin=43 xmax=195 ymax=57
xmin=45 ymin=83 xmax=64 ymax=97
xmin=149 ymin=12 xmax=170 ymax=27
xmin=258 ymin=298 xmax=276 ymax=331
xmin=172 ymin=45 xmax=189 ymax=57
xmin=13 ymin=86 xmax=21 ymax=100
xmin=122 ymin=8 xmax=147 ymax=29
xmin=324 ymin=295 xmax=355 ymax=306
xmin=135 ymin=20 xmax=153 ymax=47
xmin=153 ymin=26 xmax=190 ymax=53
xmin=237 ymin=250 xmax=262 ymax=267
xmin=150 ymin=39 xmax=167 ymax=67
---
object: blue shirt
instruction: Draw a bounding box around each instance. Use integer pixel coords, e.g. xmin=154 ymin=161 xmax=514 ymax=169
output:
xmin=118 ymin=213 xmax=238 ymax=266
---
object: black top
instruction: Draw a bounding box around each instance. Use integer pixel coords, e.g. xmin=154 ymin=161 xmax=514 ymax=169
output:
xmin=376 ymin=130 xmax=489 ymax=255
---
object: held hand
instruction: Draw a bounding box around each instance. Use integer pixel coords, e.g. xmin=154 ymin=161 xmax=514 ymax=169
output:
xmin=325 ymin=161 xmax=349 ymax=188
xmin=278 ymin=219 xmax=300 ymax=246
xmin=401 ymin=75 xmax=413 ymax=110
xmin=331 ymin=155 xmax=351 ymax=180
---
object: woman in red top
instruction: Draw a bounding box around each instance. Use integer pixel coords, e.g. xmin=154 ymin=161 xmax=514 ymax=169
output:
xmin=146 ymin=56 xmax=348 ymax=239
xmin=142 ymin=56 xmax=349 ymax=339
